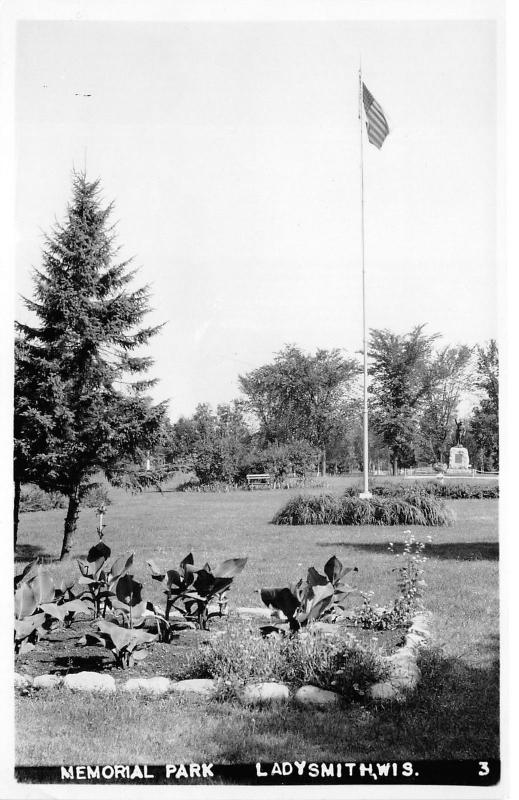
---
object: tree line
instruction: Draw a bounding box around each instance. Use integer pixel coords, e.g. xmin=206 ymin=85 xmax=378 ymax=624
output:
xmin=165 ymin=333 xmax=498 ymax=483
xmin=14 ymin=173 xmax=499 ymax=560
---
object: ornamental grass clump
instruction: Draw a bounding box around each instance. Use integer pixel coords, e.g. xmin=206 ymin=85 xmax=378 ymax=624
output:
xmin=273 ymin=492 xmax=453 ymax=526
xmin=178 ymin=626 xmax=389 ymax=702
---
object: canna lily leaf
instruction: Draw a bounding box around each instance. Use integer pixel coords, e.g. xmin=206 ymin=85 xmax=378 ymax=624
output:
xmin=115 ymin=574 xmax=143 ymax=606
xmin=14 ymin=582 xmax=38 ymax=619
xmin=306 ymin=566 xmax=329 ymax=588
xmin=146 ymin=559 xmax=165 ymax=582
xmin=109 ymin=552 xmax=134 ymax=581
xmin=87 ymin=541 xmax=111 ymax=564
xmin=29 ymin=570 xmax=55 ymax=604
xmin=212 ymin=557 xmax=248 ymax=579
xmin=14 ymin=559 xmax=39 ymax=588
xmin=260 ymin=586 xmax=300 ymax=619
xmin=14 ymin=613 xmax=46 ymax=640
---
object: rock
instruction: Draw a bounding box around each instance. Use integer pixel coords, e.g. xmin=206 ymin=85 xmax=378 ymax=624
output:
xmin=404 ymin=632 xmax=424 ymax=652
xmin=367 ymin=681 xmax=401 ymax=702
xmin=169 ymin=679 xmax=217 ymax=696
xmin=241 ymin=682 xmax=290 ymax=704
xmin=235 ymin=607 xmax=272 ymax=619
xmin=294 ymin=685 xmax=341 ymax=708
xmin=63 ymin=672 xmax=116 ymax=693
xmin=33 ymin=674 xmax=63 ymax=690
xmin=14 ymin=673 xmax=33 ymax=689
xmin=122 ymin=677 xmax=171 ymax=696
xmin=390 ymin=661 xmax=421 ymax=691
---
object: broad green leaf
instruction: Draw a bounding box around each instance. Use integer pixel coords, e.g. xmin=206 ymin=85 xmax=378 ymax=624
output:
xmin=60 ymin=599 xmax=91 ymax=616
xmin=78 ymin=575 xmax=97 ymax=585
xmin=15 ymin=559 xmax=39 ymax=588
xmin=323 ymin=555 xmax=343 ymax=584
xmin=77 ymin=560 xmax=90 ymax=577
xmin=14 ymin=583 xmax=38 ymax=619
xmin=96 ymin=619 xmax=134 ymax=651
xmin=180 ymin=553 xmax=194 ymax=573
xmin=110 ymin=552 xmax=134 ymax=581
xmin=29 ymin=570 xmax=55 ymax=604
xmin=165 ymin=569 xmax=182 ymax=589
xmin=146 ymin=559 xmax=165 ymax=581
xmin=14 ymin=613 xmax=46 ymax=639
xmin=306 ymin=566 xmax=329 ymax=588
xmin=40 ymin=603 xmax=66 ymax=621
xmin=299 ymin=583 xmax=334 ymax=624
xmin=192 ymin=569 xmax=214 ymax=596
xmin=87 ymin=541 xmax=111 ymax=564
xmin=115 ymin=575 xmax=143 ymax=606
xmin=260 ymin=586 xmax=300 ymax=619
xmin=212 ymin=557 xmax=248 ymax=579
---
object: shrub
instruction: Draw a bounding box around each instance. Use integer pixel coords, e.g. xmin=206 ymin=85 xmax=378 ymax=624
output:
xmin=19 ymin=485 xmax=66 ymax=513
xmin=351 ymin=531 xmax=429 ymax=630
xmin=82 ymin=484 xmax=112 ymax=508
xmin=273 ymin=492 xmax=454 ymax=526
xmin=260 ymin=555 xmax=358 ymax=633
xmin=147 ymin=552 xmax=247 ymax=629
xmin=178 ymin=626 xmax=390 ymax=701
xmin=344 ymin=481 xmax=499 ymax=500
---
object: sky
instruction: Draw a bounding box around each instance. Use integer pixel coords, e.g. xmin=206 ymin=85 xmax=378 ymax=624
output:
xmin=15 ymin=17 xmax=498 ymax=420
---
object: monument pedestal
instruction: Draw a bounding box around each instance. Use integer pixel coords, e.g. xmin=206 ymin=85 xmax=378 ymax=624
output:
xmin=446 ymin=446 xmax=472 ymax=476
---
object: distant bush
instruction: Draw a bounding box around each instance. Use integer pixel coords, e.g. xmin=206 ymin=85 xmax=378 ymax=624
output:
xmin=20 ymin=483 xmax=112 ymax=513
xmin=82 ymin=484 xmax=112 ymax=508
xmin=273 ymin=492 xmax=453 ymax=526
xmin=176 ymin=478 xmax=242 ymax=493
xmin=344 ymin=482 xmax=499 ymax=500
xmin=19 ymin=485 xmax=66 ymax=513
xmin=178 ymin=626 xmax=389 ymax=701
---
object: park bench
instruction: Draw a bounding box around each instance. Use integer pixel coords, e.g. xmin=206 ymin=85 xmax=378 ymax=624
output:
xmin=246 ymin=473 xmax=271 ymax=490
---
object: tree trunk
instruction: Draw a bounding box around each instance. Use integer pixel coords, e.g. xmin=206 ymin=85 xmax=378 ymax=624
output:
xmin=392 ymin=454 xmax=399 ymax=476
xmin=321 ymin=450 xmax=327 ymax=477
xmin=13 ymin=478 xmax=21 ymax=550
xmin=60 ymin=490 xmax=81 ymax=560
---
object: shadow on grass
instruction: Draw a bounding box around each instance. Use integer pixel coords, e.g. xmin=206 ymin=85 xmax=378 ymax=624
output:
xmin=14 ymin=543 xmax=58 ymax=564
xmin=51 ymin=654 xmax=112 ymax=674
xmin=210 ymin=633 xmax=500 ymax=763
xmin=316 ymin=540 xmax=499 ymax=561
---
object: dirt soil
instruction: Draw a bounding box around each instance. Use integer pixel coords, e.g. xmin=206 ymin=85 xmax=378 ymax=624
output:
xmin=15 ymin=614 xmax=406 ymax=681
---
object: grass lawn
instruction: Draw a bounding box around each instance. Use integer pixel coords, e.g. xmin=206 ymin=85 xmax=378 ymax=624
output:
xmin=14 ymin=475 xmax=499 ymax=765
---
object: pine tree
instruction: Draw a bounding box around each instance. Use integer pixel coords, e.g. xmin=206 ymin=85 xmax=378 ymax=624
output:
xmin=16 ymin=172 xmax=167 ymax=559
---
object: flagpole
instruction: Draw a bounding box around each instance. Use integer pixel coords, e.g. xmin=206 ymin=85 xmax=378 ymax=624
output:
xmin=358 ymin=62 xmax=371 ymax=498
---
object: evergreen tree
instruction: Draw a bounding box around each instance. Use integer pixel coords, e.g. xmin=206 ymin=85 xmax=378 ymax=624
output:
xmin=16 ymin=172 xmax=167 ymax=559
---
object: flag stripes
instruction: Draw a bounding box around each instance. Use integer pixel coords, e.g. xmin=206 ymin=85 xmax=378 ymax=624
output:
xmin=362 ymin=83 xmax=389 ymax=149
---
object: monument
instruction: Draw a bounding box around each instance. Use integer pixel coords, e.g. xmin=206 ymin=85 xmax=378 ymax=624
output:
xmin=446 ymin=419 xmax=472 ymax=476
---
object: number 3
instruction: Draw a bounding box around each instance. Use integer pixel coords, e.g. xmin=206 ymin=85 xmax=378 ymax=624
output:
xmin=479 ymin=762 xmax=489 ymax=776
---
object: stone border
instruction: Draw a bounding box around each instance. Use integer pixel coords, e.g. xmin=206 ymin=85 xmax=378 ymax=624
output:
xmin=366 ymin=611 xmax=431 ymax=702
xmin=15 ymin=611 xmax=431 ymax=706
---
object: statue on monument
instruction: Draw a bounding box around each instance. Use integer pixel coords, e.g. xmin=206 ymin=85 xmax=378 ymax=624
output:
xmin=454 ymin=418 xmax=465 ymax=446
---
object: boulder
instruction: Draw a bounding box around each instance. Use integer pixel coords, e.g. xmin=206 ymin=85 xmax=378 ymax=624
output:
xmin=63 ymin=672 xmax=116 ymax=693
xmin=122 ymin=677 xmax=171 ymax=696
xmin=294 ymin=685 xmax=341 ymax=708
xmin=33 ymin=674 xmax=63 ymax=690
xmin=390 ymin=661 xmax=421 ymax=691
xmin=241 ymin=682 xmax=290 ymax=704
xmin=14 ymin=673 xmax=33 ymax=689
xmin=366 ymin=681 xmax=401 ymax=702
xmin=235 ymin=607 xmax=272 ymax=619
xmin=169 ymin=679 xmax=217 ymax=696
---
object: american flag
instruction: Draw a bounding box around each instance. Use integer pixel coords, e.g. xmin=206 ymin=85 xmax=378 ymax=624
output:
xmin=362 ymin=83 xmax=389 ymax=149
